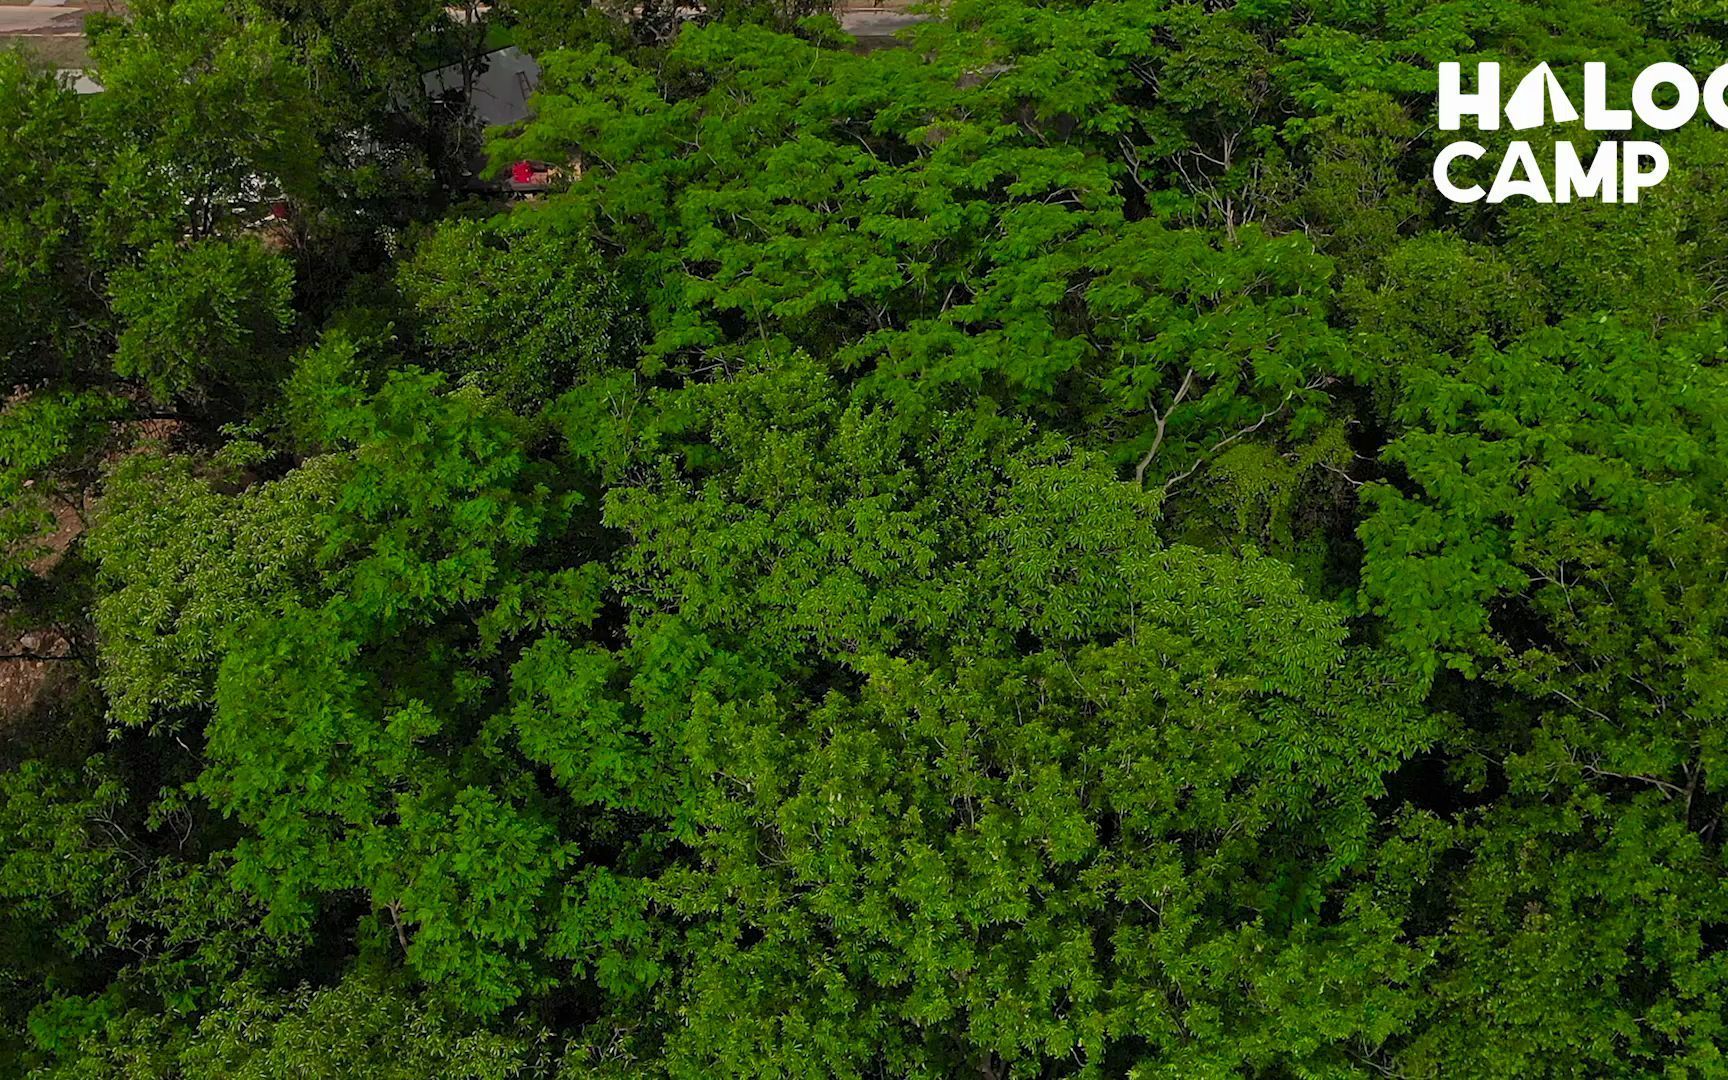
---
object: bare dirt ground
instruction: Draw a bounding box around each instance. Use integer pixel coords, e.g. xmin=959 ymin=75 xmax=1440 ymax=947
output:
xmin=1 ymin=34 xmax=85 ymax=67
xmin=0 ymin=638 xmax=77 ymax=727
xmin=0 ymin=407 xmax=177 ymax=735
xmin=0 ymin=1 xmax=121 ymax=69
xmin=0 ymin=502 xmax=83 ymax=728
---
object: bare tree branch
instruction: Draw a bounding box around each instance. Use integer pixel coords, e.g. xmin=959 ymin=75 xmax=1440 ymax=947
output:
xmin=1134 ymin=368 xmax=1196 ymax=488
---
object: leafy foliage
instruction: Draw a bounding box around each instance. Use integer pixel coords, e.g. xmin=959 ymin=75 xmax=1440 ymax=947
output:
xmin=110 ymin=239 xmax=297 ymax=404
xmin=399 ymin=212 xmax=630 ymax=406
xmin=6 ymin=0 xmax=1728 ymax=1076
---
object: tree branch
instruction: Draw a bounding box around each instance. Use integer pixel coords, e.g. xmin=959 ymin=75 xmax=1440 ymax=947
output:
xmin=1134 ymin=368 xmax=1196 ymax=488
xmin=1159 ymin=376 xmax=1327 ymax=497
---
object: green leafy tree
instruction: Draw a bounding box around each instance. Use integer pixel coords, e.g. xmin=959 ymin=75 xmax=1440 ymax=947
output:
xmin=84 ymin=0 xmax=319 ymax=252
xmin=500 ymin=21 xmax=1356 ymax=499
xmin=9 ymin=1 xmax=1728 ymax=1076
xmin=109 ymin=239 xmax=297 ymax=405
xmin=1360 ymin=317 xmax=1728 ymax=1073
xmin=398 ymin=210 xmax=630 ymax=406
xmin=576 ymin=358 xmax=1436 ymax=1076
xmin=0 ymin=55 xmax=102 ymax=383
xmin=191 ymin=366 xmax=603 ymax=1015
xmin=20 ymin=968 xmax=547 ymax=1078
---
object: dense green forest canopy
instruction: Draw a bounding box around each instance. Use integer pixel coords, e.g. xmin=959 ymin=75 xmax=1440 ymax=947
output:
xmin=4 ymin=0 xmax=1728 ymax=1075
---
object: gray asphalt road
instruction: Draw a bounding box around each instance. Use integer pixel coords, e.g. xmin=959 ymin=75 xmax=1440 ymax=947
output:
xmin=0 ymin=7 xmax=82 ymax=33
xmin=838 ymin=10 xmax=926 ymax=40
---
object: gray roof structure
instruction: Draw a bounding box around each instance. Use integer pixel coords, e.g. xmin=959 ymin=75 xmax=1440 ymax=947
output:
xmin=422 ymin=46 xmax=542 ymax=129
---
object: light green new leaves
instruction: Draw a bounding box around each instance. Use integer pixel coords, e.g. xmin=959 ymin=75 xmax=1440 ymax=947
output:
xmin=501 ymin=18 xmax=1351 ymax=487
xmin=90 ymin=451 xmax=338 ymax=730
xmin=27 ymin=968 xmax=546 ymax=1079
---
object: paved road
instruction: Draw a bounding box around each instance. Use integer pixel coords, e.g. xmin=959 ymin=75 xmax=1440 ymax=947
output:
xmin=838 ymin=9 xmax=925 ymax=45
xmin=839 ymin=11 xmax=925 ymax=31
xmin=0 ymin=6 xmax=82 ymax=32
xmin=2 ymin=5 xmax=918 ymax=39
